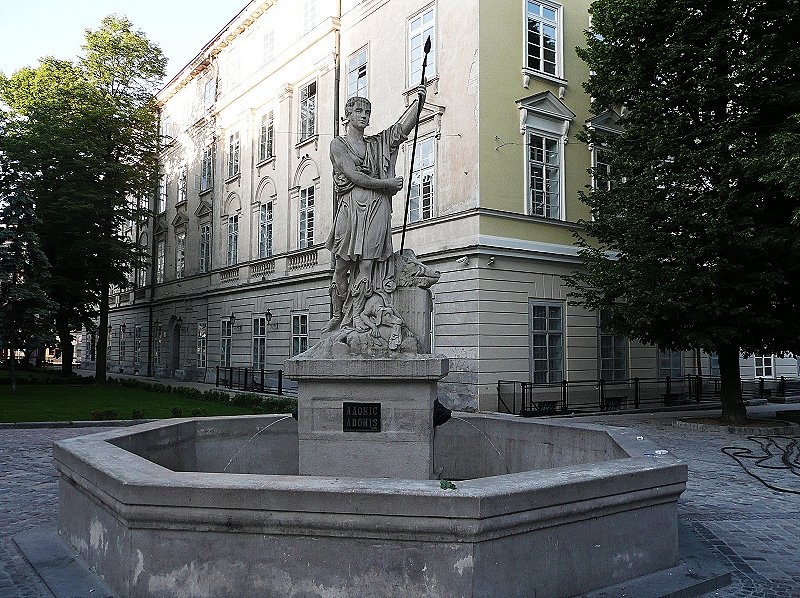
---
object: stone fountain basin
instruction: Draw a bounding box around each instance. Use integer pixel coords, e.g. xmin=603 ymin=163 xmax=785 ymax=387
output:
xmin=54 ymin=413 xmax=687 ymax=598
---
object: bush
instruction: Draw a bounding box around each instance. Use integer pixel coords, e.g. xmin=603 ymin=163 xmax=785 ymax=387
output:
xmin=190 ymin=408 xmax=208 ymax=417
xmin=169 ymin=407 xmax=183 ymax=418
xmin=91 ymin=409 xmax=118 ymax=421
xmin=131 ymin=409 xmax=146 ymax=419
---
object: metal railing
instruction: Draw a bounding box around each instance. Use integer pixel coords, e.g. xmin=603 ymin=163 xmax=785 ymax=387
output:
xmin=498 ymin=374 xmax=800 ymax=416
xmin=216 ymin=366 xmax=289 ymax=395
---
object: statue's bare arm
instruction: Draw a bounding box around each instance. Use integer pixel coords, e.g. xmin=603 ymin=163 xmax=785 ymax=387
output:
xmin=397 ymin=84 xmax=428 ymax=136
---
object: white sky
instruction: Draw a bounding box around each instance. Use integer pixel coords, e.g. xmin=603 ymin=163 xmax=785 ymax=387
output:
xmin=0 ymin=1 xmax=248 ymax=83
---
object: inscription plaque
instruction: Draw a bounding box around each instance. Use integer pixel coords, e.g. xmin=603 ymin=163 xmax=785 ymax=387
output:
xmin=342 ymin=402 xmax=381 ymax=432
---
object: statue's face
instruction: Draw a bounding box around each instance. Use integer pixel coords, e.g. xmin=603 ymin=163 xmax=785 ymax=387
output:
xmin=348 ymin=100 xmax=371 ymax=128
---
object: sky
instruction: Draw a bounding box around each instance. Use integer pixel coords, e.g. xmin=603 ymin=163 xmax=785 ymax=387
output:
xmin=0 ymin=0 xmax=248 ymax=84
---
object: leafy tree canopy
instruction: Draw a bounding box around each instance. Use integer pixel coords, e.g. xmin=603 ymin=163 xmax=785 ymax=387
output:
xmin=569 ymin=0 xmax=800 ymax=422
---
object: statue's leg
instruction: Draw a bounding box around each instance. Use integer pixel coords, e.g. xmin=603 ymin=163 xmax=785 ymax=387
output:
xmin=351 ymin=258 xmax=374 ymax=332
xmin=322 ymin=258 xmax=350 ymax=333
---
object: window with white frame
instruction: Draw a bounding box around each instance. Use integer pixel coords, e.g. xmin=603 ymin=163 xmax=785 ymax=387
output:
xmin=299 ymin=81 xmax=317 ymax=140
xmin=592 ymin=145 xmax=613 ymax=192
xmin=347 ymin=47 xmax=368 ymax=98
xmin=220 ymin=319 xmax=232 ymax=367
xmin=754 ymin=355 xmax=774 ymax=378
xmin=197 ymin=321 xmax=207 ymax=368
xmin=525 ymin=1 xmax=560 ymax=78
xmin=154 ymin=323 xmax=162 ymax=365
xmin=263 ymin=29 xmax=275 ymax=64
xmin=175 ymin=232 xmax=186 ymax=279
xmin=303 ymin=0 xmax=317 ymax=34
xmin=259 ymin=202 xmax=273 ymax=258
xmin=135 ymin=326 xmax=142 ymax=365
xmin=160 ymin=115 xmax=171 ymax=141
xmin=203 ymin=79 xmax=216 ymax=109
xmin=227 ymin=215 xmax=239 ymax=266
xmin=658 ymin=348 xmax=683 ymax=379
xmin=299 ymin=186 xmax=314 ymax=249
xmin=156 ymin=239 xmax=165 ymax=283
xmin=158 ymin=174 xmax=167 ymax=213
xmin=119 ymin=325 xmax=126 ymax=363
xmin=292 ymin=313 xmax=308 ymax=356
xmin=599 ymin=310 xmax=627 ymax=381
xmin=259 ymin=112 xmax=274 ymax=162
xmin=177 ymin=164 xmax=187 ymax=204
xmin=227 ymin=132 xmax=240 ymax=179
xmin=199 ymin=223 xmax=211 ymax=273
xmin=529 ymin=301 xmax=564 ymax=384
xmin=200 ymin=145 xmax=213 ymax=192
xmin=527 ymin=133 xmax=560 ymax=218
xmin=252 ymin=316 xmax=267 ymax=369
xmin=409 ymin=137 xmax=435 ymax=222
xmin=408 ymin=7 xmax=436 ymax=87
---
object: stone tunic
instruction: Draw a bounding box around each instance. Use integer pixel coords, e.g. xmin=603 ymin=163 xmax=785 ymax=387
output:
xmin=325 ymin=123 xmax=407 ymax=263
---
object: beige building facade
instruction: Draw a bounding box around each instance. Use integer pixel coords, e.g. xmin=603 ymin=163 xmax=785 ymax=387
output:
xmin=94 ymin=0 xmax=769 ymax=411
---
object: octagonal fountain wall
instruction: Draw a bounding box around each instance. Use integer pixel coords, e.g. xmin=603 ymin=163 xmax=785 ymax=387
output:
xmin=55 ymin=413 xmax=687 ymax=598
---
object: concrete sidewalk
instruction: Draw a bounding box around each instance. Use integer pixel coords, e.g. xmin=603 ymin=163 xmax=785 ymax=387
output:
xmin=1 ymin=404 xmax=799 ymax=597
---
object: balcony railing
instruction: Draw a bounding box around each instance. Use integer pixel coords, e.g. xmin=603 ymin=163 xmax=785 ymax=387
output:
xmin=250 ymin=259 xmax=275 ymax=280
xmin=219 ymin=266 xmax=240 ymax=283
xmin=286 ymin=248 xmax=318 ymax=272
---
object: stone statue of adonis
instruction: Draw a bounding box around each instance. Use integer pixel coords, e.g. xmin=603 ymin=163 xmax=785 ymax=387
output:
xmin=316 ymin=85 xmax=440 ymax=357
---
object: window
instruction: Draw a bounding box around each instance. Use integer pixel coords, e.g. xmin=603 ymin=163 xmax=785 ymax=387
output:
xmin=199 ymin=223 xmax=211 ymax=273
xmin=409 ymin=137 xmax=435 ymax=222
xmin=347 ymin=47 xmax=368 ymax=98
xmin=156 ymin=239 xmax=165 ymax=283
xmin=303 ymin=0 xmax=317 ymax=34
xmin=220 ymin=319 xmax=232 ymax=367
xmin=119 ymin=325 xmax=126 ymax=363
xmin=227 ymin=132 xmax=240 ymax=179
xmin=529 ymin=301 xmax=564 ymax=384
xmin=135 ymin=326 xmax=142 ymax=365
xmin=592 ymin=145 xmax=613 ymax=192
xmin=599 ymin=311 xmax=627 ymax=381
xmin=408 ymin=7 xmax=436 ymax=87
xmin=160 ymin=115 xmax=171 ymax=140
xmin=177 ymin=164 xmax=187 ymax=204
xmin=201 ymin=146 xmax=214 ymax=192
xmin=154 ymin=323 xmax=162 ymax=366
xmin=525 ymin=1 xmax=559 ymax=77
xmin=754 ymin=355 xmax=774 ymax=378
xmin=299 ymin=186 xmax=314 ymax=249
xmin=292 ymin=314 xmax=308 ymax=356
xmin=158 ymin=175 xmax=167 ymax=213
xmin=527 ymin=133 xmax=560 ymax=218
xmin=175 ymin=232 xmax=186 ymax=279
xmin=299 ymin=81 xmax=317 ymax=140
xmin=263 ymin=29 xmax=275 ymax=64
xmin=197 ymin=321 xmax=207 ymax=368
xmin=253 ymin=316 xmax=267 ymax=369
xmin=259 ymin=112 xmax=274 ymax=162
xmin=203 ymin=79 xmax=216 ymax=109
xmin=658 ymin=349 xmax=683 ymax=379
xmin=259 ymin=202 xmax=273 ymax=258
xmin=135 ymin=262 xmax=147 ymax=288
xmin=227 ymin=215 xmax=239 ymax=266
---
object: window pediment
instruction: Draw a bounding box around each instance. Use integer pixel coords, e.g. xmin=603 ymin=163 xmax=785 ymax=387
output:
xmin=154 ymin=216 xmax=168 ymax=236
xmin=586 ymin=110 xmax=622 ymax=135
xmin=516 ymin=91 xmax=575 ymax=136
xmin=194 ymin=199 xmax=212 ymax=219
xmin=171 ymin=212 xmax=189 ymax=228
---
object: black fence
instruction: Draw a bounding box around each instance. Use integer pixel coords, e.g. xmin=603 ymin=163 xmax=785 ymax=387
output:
xmin=216 ymin=367 xmax=294 ymax=395
xmin=497 ymin=375 xmax=800 ymax=416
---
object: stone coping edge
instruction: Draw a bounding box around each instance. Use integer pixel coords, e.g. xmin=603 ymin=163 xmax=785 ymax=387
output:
xmin=284 ymin=355 xmax=449 ymax=380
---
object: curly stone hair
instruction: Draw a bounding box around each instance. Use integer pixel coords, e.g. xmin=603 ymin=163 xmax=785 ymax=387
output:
xmin=342 ymin=96 xmax=371 ymax=125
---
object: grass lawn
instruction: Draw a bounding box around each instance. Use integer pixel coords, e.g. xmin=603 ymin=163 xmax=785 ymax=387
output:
xmin=0 ymin=383 xmax=261 ymax=423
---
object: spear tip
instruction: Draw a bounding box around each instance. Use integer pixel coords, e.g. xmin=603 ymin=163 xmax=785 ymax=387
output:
xmin=424 ymin=36 xmax=432 ymax=54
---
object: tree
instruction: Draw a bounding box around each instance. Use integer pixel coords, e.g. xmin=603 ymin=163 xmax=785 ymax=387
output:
xmin=0 ymin=153 xmax=56 ymax=391
xmin=0 ymin=16 xmax=165 ymax=381
xmin=568 ymin=0 xmax=800 ymax=424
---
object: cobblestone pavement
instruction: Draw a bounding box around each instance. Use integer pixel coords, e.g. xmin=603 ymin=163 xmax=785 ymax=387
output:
xmin=1 ymin=410 xmax=799 ymax=597
xmin=0 ymin=426 xmax=112 ymax=598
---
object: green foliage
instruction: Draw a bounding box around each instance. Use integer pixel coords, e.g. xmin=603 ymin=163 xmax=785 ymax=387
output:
xmin=439 ymin=479 xmax=457 ymax=490
xmin=570 ymin=0 xmax=800 ymax=423
xmin=0 ymin=16 xmax=166 ymax=380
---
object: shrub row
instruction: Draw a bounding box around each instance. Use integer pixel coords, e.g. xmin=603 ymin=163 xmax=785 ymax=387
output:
xmin=106 ymin=377 xmax=296 ymax=414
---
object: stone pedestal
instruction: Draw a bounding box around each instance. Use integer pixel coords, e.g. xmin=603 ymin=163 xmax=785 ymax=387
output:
xmin=284 ymin=356 xmax=449 ymax=480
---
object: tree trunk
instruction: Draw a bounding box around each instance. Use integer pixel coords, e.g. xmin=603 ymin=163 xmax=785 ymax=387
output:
xmin=717 ymin=344 xmax=747 ymax=425
xmin=95 ymin=285 xmax=109 ymax=384
xmin=58 ymin=322 xmax=74 ymax=375
xmin=9 ymin=328 xmax=17 ymax=394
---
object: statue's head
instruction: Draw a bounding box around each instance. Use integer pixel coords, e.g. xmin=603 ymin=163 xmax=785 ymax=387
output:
xmin=342 ymin=96 xmax=371 ymax=125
